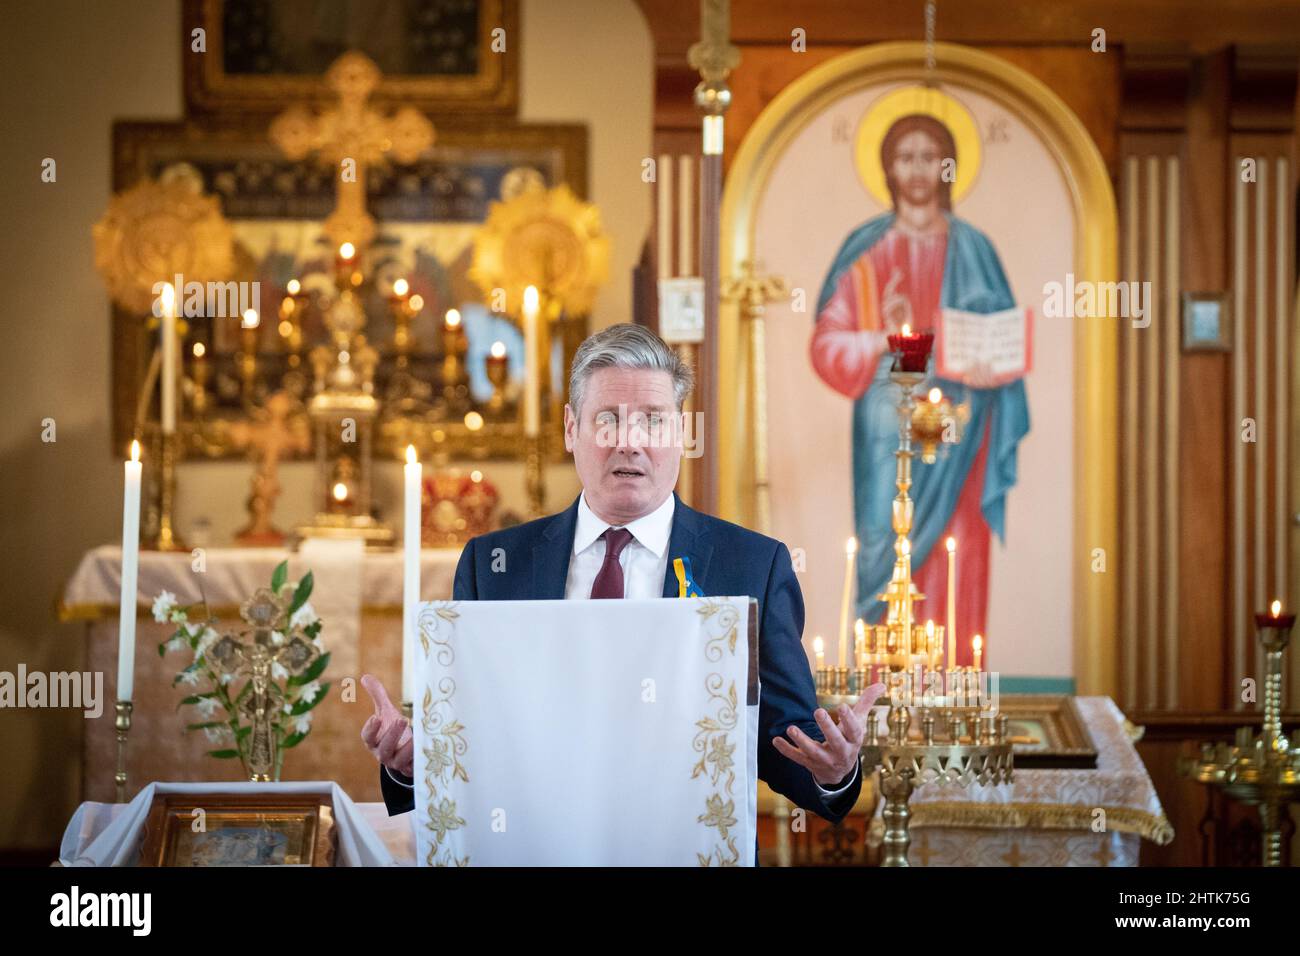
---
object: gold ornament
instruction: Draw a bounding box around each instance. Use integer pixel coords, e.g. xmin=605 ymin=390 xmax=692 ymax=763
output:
xmin=92 ymin=168 xmax=234 ymax=314
xmin=470 ymin=182 xmax=610 ymax=317
xmin=270 ymin=51 xmax=435 ymax=252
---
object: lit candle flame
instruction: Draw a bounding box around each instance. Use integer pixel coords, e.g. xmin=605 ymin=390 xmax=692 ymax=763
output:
xmin=338 ymin=242 xmax=356 ymax=261
xmin=129 ymin=439 xmax=140 ymax=463
xmin=406 ymin=444 xmax=417 ymax=465
xmin=929 ymin=387 xmax=943 ymax=403
xmin=242 ymin=308 xmax=259 ymax=329
xmin=845 ymin=536 xmax=858 ymax=555
xmin=192 ymin=342 xmax=205 ymax=359
xmin=523 ymin=285 xmax=540 ymax=314
xmin=813 ymin=635 xmax=824 ymax=654
xmin=972 ymin=634 xmax=984 ymax=653
xmin=393 ymin=277 xmax=409 ymax=297
xmin=286 ymin=278 xmax=301 ymax=295
xmin=926 ymin=620 xmax=935 ymax=637
xmin=854 ymin=618 xmax=865 ymax=638
xmin=470 ymin=470 xmax=483 ymax=483
xmin=160 ymin=282 xmax=175 ymax=317
xmin=445 ymin=308 xmax=461 ymax=328
xmin=1271 ymin=600 xmax=1282 ymax=618
xmin=332 ymin=482 xmax=348 ymax=502
xmin=408 ymin=294 xmax=424 ymax=313
xmin=901 ymin=323 xmax=911 ymax=336
xmin=946 ymin=536 xmax=957 ymax=553
xmin=489 ymin=340 xmax=507 ymax=358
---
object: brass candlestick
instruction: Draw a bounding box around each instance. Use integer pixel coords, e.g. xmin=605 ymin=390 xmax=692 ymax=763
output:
xmin=485 ymin=346 xmax=509 ymax=416
xmin=441 ymin=311 xmax=470 ymax=409
xmin=114 ymin=700 xmax=133 ymax=803
xmin=154 ymin=431 xmax=185 ymax=551
xmin=818 ymin=360 xmax=1012 ymax=867
xmin=524 ymin=431 xmax=545 ymax=519
xmin=1188 ymin=605 xmax=1299 ymax=867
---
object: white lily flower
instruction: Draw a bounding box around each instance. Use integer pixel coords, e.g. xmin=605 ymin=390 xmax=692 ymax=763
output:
xmin=196 ymin=696 xmax=220 ymax=718
xmin=300 ymin=680 xmax=322 ymax=704
xmin=290 ymin=602 xmax=319 ymax=628
xmin=179 ymin=669 xmax=201 ymax=686
xmin=271 ymin=660 xmax=289 ymax=682
xmin=151 ymin=591 xmax=177 ymax=623
xmin=295 ymin=714 xmax=313 ymax=735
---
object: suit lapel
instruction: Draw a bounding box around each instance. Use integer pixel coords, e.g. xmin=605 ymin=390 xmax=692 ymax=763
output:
xmin=662 ymin=492 xmax=714 ymax=597
xmin=532 ymin=494 xmax=581 ymax=599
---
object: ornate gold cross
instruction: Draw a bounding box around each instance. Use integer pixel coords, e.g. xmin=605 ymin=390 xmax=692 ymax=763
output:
xmin=206 ymin=588 xmax=321 ymax=781
xmin=269 ymin=52 xmax=435 ymax=252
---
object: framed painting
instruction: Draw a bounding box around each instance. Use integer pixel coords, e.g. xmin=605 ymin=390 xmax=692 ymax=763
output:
xmin=1181 ymin=291 xmax=1232 ymax=352
xmin=183 ymin=0 xmax=519 ymax=114
xmin=138 ymin=792 xmax=336 ymax=866
xmin=109 ymin=116 xmax=587 ymax=461
xmin=996 ymin=694 xmax=1098 ymax=769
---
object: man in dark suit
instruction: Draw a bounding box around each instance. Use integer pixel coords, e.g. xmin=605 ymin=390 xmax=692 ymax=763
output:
xmin=361 ymin=323 xmax=883 ymax=853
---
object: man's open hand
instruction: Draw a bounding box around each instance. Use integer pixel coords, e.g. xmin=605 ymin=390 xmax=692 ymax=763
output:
xmin=771 ymin=681 xmax=886 ymax=787
xmin=360 ymin=674 xmax=413 ymax=778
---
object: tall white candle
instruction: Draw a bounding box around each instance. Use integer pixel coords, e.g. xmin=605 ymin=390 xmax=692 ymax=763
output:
xmin=117 ymin=440 xmax=143 ymax=701
xmin=160 ymin=283 xmax=177 ymax=434
xmin=402 ymin=444 xmax=422 ymax=705
xmin=522 ymin=285 xmax=540 ymax=438
xmin=677 ymin=154 xmax=693 ymax=276
xmin=838 ymin=537 xmax=858 ymax=668
xmin=946 ymin=536 xmax=957 ymax=669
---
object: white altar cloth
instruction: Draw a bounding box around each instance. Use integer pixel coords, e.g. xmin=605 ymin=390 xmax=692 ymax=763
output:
xmin=413 ymin=597 xmax=759 ymax=866
xmin=59 ymin=782 xmax=396 ymax=867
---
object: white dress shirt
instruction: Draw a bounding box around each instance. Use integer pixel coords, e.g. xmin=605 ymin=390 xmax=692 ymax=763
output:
xmin=388 ymin=487 xmax=859 ymax=800
xmin=565 ymin=489 xmax=675 ymax=599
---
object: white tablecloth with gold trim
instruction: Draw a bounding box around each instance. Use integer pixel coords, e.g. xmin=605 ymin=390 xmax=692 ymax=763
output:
xmin=898 ymin=696 xmax=1172 ymax=866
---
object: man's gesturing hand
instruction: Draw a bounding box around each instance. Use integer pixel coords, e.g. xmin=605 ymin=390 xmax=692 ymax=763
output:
xmin=360 ymin=674 xmax=413 ymax=778
xmin=771 ymin=681 xmax=886 ymax=787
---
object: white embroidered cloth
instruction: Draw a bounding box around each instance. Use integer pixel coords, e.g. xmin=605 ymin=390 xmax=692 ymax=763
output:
xmin=414 ymin=597 xmax=758 ymax=866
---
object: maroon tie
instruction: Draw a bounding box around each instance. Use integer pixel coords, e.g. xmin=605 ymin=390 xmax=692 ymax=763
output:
xmin=590 ymin=527 xmax=635 ymax=599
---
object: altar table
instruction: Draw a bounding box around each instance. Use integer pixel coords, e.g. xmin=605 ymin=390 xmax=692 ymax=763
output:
xmin=61 ymin=545 xmax=460 ymax=804
xmin=767 ymin=696 xmax=1172 ymax=866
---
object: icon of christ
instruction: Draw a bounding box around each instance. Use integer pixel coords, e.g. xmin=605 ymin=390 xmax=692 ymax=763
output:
xmin=809 ymin=92 xmax=1030 ymax=665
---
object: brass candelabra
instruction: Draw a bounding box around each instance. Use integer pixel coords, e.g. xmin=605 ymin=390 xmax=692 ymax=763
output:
xmin=816 ymin=364 xmax=1012 ymax=866
xmin=1188 ymin=605 xmax=1299 ymax=867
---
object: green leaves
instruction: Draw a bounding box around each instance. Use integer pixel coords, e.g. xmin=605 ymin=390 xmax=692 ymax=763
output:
xmin=271 ymin=560 xmax=289 ymax=594
xmin=288 ymin=571 xmax=314 ymax=616
xmin=287 ymin=651 xmax=330 ymax=687
xmin=206 ymin=749 xmax=240 ymax=759
xmin=280 ymin=731 xmax=308 ymax=750
xmin=287 ymin=682 xmax=330 ymax=716
xmin=175 ymin=692 xmax=216 ymax=710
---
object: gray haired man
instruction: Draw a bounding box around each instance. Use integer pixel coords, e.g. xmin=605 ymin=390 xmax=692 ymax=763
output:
xmin=361 ymin=323 xmax=881 ymax=856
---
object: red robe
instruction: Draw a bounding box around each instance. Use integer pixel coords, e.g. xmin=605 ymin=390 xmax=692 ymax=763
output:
xmin=810 ymin=228 xmax=990 ymax=666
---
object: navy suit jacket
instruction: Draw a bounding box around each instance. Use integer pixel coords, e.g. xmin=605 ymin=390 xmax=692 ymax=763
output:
xmin=379 ymin=491 xmax=862 ymax=839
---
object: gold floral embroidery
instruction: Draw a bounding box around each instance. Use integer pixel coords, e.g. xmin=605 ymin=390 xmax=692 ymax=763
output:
xmin=419 ymin=600 xmax=470 ymax=867
xmin=694 ymin=599 xmax=744 ymax=866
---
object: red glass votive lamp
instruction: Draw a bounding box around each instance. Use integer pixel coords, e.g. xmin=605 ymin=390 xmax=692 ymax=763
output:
xmin=886 ymin=328 xmax=935 ymax=372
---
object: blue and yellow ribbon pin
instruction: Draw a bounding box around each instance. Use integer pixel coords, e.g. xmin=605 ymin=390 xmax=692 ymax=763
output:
xmin=673 ymin=556 xmax=705 ymax=597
